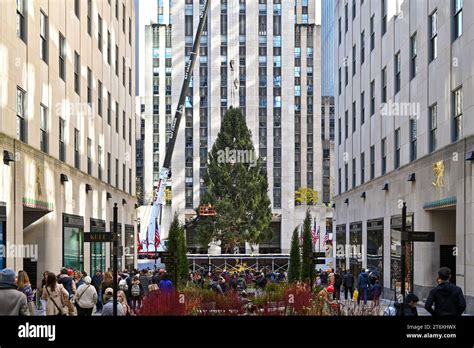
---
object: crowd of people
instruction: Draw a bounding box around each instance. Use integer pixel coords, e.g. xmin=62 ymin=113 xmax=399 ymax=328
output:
xmin=0 ymin=265 xmax=467 ymax=316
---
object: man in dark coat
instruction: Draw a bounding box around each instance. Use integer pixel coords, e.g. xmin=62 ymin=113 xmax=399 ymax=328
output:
xmin=342 ymin=270 xmax=354 ymax=300
xmin=425 ymin=267 xmax=466 ymax=316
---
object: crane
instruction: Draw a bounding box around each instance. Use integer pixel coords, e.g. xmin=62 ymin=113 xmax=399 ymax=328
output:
xmin=142 ymin=0 xmax=211 ymax=255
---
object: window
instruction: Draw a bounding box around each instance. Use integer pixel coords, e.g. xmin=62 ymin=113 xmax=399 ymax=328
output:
xmin=338 ymin=168 xmax=342 ymax=194
xmin=59 ymin=118 xmax=66 ymax=161
xmin=360 ymin=31 xmax=365 ymax=64
xmin=410 ymin=117 xmax=417 ymax=161
xmin=352 ymin=101 xmax=356 ymax=132
xmin=98 ymin=15 xmax=103 ymax=52
xmin=129 ymin=68 xmax=132 ymax=95
xmin=129 ymin=168 xmax=132 ymax=194
xmin=74 ymin=52 xmax=80 ymax=95
xmin=429 ymin=10 xmax=438 ymax=62
xmin=123 ymin=164 xmax=126 ymax=191
xmin=361 ymin=152 xmax=365 ymax=184
xmin=87 ymin=0 xmax=91 ymax=35
xmin=16 ymin=87 xmax=26 ymax=142
xmin=129 ymin=118 xmax=132 ymax=145
xmin=74 ymin=128 xmax=80 ymax=169
xmin=107 ymin=92 xmax=111 ymax=125
xmin=115 ymin=102 xmax=119 ymax=133
xmin=352 ymin=158 xmax=356 ymax=188
xmin=410 ymin=33 xmax=417 ymax=79
xmin=122 ymin=4 xmax=126 ymax=33
xmin=370 ymin=15 xmax=375 ymax=51
xmin=394 ymin=52 xmax=401 ymax=94
xmin=123 ymin=58 xmax=126 ymax=86
xmin=360 ymin=91 xmax=365 ymax=125
xmin=345 ymin=65 xmax=348 ymax=86
xmin=352 ymin=0 xmax=356 ymax=19
xmin=59 ymin=33 xmax=66 ymax=81
xmin=129 ymin=18 xmax=132 ymax=45
xmin=338 ymin=117 xmax=342 ymax=145
xmin=370 ymin=80 xmax=375 ymax=116
xmin=453 ymin=87 xmax=463 ymax=141
xmin=453 ymin=0 xmax=463 ymax=40
xmin=338 ymin=17 xmax=342 ymax=45
xmin=338 ymin=67 xmax=341 ymax=95
xmin=429 ymin=104 xmax=437 ymax=152
xmin=107 ymin=31 xmax=111 ymax=64
xmin=352 ymin=45 xmax=356 ymax=76
xmin=115 ymin=45 xmax=119 ymax=76
xmin=115 ymin=0 xmax=119 ymax=19
xmin=381 ymin=138 xmax=387 ymax=175
xmin=40 ymin=104 xmax=48 ymax=153
xmin=381 ymin=0 xmax=387 ymax=35
xmin=62 ymin=218 xmax=84 ymax=272
xmin=40 ymin=11 xmax=48 ymax=63
xmin=381 ymin=67 xmax=387 ymax=103
xmin=122 ymin=111 xmax=126 ymax=139
xmin=370 ymin=145 xmax=375 ymax=179
xmin=115 ymin=159 xmax=119 ymax=187
xmin=107 ymin=153 xmax=111 ymax=183
xmin=74 ymin=0 xmax=80 ymax=18
xmin=87 ymin=68 xmax=92 ymax=105
xmin=17 ymin=0 xmax=26 ymax=42
xmin=87 ymin=138 xmax=92 ymax=175
xmin=345 ymin=110 xmax=348 ymax=139
xmin=98 ymin=80 xmax=102 ymax=116
xmin=394 ymin=129 xmax=400 ymax=169
xmin=344 ymin=163 xmax=348 ymax=192
xmin=98 ymin=146 xmax=103 ymax=180
xmin=344 ymin=4 xmax=348 ymax=33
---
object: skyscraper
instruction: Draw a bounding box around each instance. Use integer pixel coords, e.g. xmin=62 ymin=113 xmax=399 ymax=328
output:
xmin=137 ymin=0 xmax=331 ymax=255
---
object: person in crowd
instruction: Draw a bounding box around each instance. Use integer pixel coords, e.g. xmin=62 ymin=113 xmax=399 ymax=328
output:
xmin=17 ymin=270 xmax=35 ymax=315
xmin=254 ymin=272 xmax=267 ymax=297
xmin=371 ymin=279 xmax=382 ymax=306
xmin=425 ymin=267 xmax=466 ymax=316
xmin=357 ymin=269 xmax=369 ymax=305
xmin=91 ymin=269 xmax=104 ymax=313
xmin=75 ymin=276 xmax=97 ymax=316
xmin=139 ymin=269 xmax=151 ymax=298
xmin=158 ymin=272 xmax=173 ymax=293
xmin=58 ymin=267 xmax=76 ymax=299
xmin=0 ymin=268 xmax=29 ymax=316
xmin=101 ymin=288 xmax=124 ymax=316
xmin=42 ymin=272 xmax=72 ymax=316
xmin=117 ymin=290 xmax=131 ymax=316
xmin=334 ymin=270 xmax=342 ymax=301
xmin=342 ymin=270 xmax=354 ymax=300
xmin=395 ymin=293 xmax=419 ymax=316
xmin=74 ymin=271 xmax=85 ymax=288
xmin=151 ymin=270 xmax=161 ymax=285
xmin=317 ymin=285 xmax=334 ymax=316
xmin=130 ymin=275 xmax=143 ymax=313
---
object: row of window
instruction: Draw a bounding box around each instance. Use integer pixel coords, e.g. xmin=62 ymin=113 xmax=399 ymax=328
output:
xmin=338 ymin=87 xmax=463 ymax=194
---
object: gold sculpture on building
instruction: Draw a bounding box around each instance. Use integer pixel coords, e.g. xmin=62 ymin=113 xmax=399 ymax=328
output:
xmin=432 ymin=160 xmax=444 ymax=188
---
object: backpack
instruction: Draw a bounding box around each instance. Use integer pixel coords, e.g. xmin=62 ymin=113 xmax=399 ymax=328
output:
xmin=131 ymin=284 xmax=140 ymax=297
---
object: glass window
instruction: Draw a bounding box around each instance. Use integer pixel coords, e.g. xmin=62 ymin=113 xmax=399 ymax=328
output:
xmin=40 ymin=104 xmax=48 ymax=153
xmin=16 ymin=87 xmax=26 ymax=142
xmin=40 ymin=11 xmax=48 ymax=63
xmin=63 ymin=220 xmax=84 ymax=271
xmin=429 ymin=10 xmax=438 ymax=62
xmin=454 ymin=0 xmax=463 ymax=40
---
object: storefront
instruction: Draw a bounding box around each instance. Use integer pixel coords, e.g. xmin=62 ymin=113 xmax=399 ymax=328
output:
xmin=390 ymin=214 xmax=413 ymax=298
xmin=63 ymin=214 xmax=84 ymax=271
xmin=90 ymin=218 xmax=106 ymax=273
xmin=124 ymin=224 xmax=135 ymax=270
xmin=349 ymin=222 xmax=362 ymax=280
xmin=110 ymin=222 xmax=122 ymax=271
xmin=0 ymin=202 xmax=5 ymax=269
xmin=335 ymin=224 xmax=346 ymax=271
xmin=367 ymin=219 xmax=383 ymax=286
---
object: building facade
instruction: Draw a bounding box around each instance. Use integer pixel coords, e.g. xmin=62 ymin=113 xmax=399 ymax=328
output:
xmin=0 ymin=0 xmax=137 ymax=287
xmin=136 ymin=0 xmax=332 ymax=255
xmin=334 ymin=0 xmax=474 ymax=312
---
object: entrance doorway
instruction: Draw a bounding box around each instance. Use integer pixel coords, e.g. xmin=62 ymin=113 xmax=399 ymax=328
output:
xmin=440 ymin=245 xmax=456 ymax=284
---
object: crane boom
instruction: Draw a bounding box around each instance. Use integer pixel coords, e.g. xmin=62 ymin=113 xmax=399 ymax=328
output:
xmin=143 ymin=0 xmax=210 ymax=253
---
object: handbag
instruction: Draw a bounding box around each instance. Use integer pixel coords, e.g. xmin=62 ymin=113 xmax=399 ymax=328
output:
xmin=46 ymin=287 xmax=68 ymax=316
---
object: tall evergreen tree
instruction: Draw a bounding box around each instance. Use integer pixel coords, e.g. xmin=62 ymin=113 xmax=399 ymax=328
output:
xmin=288 ymin=227 xmax=301 ymax=283
xmin=301 ymin=209 xmax=314 ymax=282
xmin=196 ymin=108 xmax=272 ymax=252
xmin=167 ymin=213 xmax=188 ymax=286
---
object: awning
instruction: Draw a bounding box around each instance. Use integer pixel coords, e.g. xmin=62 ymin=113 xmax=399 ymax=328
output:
xmin=23 ymin=198 xmax=53 ymax=228
xmin=423 ymin=196 xmax=457 ymax=211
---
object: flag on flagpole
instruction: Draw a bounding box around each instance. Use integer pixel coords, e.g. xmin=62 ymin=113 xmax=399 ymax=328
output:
xmin=154 ymin=218 xmax=161 ymax=250
xmin=323 ymin=228 xmax=329 ymax=244
xmin=311 ymin=221 xmax=319 ymax=246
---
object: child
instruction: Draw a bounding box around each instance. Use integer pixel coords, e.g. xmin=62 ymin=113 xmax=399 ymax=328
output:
xmin=372 ymin=279 xmax=382 ymax=306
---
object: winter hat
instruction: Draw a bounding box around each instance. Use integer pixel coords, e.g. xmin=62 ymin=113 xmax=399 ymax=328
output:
xmin=0 ymin=268 xmax=16 ymax=287
xmin=84 ymin=276 xmax=92 ymax=285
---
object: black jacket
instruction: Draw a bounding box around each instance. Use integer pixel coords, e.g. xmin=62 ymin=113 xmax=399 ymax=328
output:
xmin=342 ymin=273 xmax=354 ymax=288
xmin=424 ymin=281 xmax=466 ymax=316
xmin=395 ymin=302 xmax=418 ymax=316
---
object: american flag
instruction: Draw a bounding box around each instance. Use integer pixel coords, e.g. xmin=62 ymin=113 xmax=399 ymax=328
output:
xmin=323 ymin=228 xmax=329 ymax=244
xmin=311 ymin=222 xmax=319 ymax=246
xmin=154 ymin=218 xmax=161 ymax=250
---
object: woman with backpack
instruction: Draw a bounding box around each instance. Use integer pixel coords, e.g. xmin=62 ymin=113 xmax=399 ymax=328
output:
xmin=130 ymin=276 xmax=143 ymax=314
xmin=75 ymin=276 xmax=97 ymax=316
xmin=41 ymin=272 xmax=71 ymax=316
